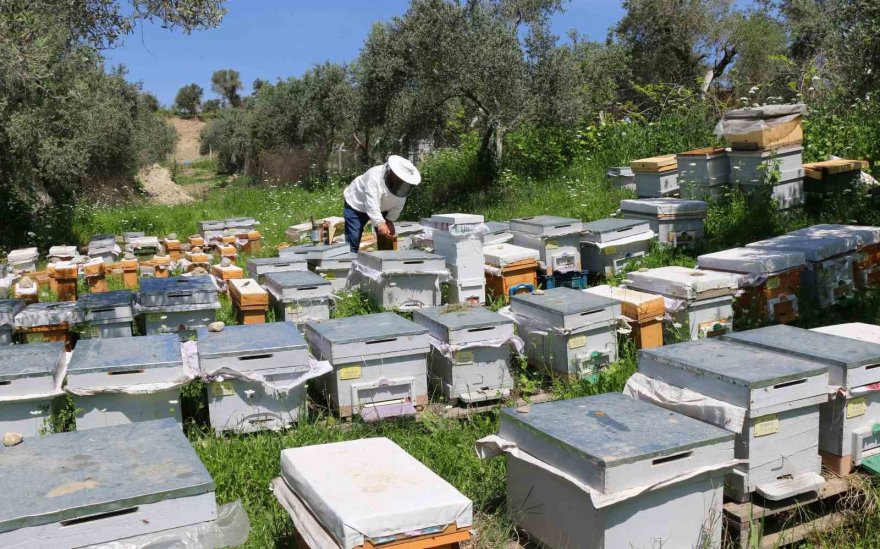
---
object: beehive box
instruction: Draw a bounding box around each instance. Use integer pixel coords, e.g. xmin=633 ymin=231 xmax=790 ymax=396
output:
xmin=0 ymin=299 xmax=25 ymax=345
xmin=677 ymin=147 xmax=730 ymax=188
xmin=391 ymin=221 xmax=425 ymax=250
xmin=481 ymin=221 xmax=512 ymax=245
xmin=718 ymin=104 xmax=804 ymax=150
xmin=137 ymin=276 xmax=220 ymax=336
xmin=483 ymin=243 xmax=539 ymax=301
xmin=122 ymin=231 xmax=145 ymax=245
xmin=509 ymin=216 xmax=582 ymax=275
xmin=6 ymin=248 xmax=38 ymax=273
xmin=500 ymin=393 xmax=734 ymax=549
xmin=73 ymin=290 xmax=134 ymax=339
xmin=308 ymin=251 xmax=356 ymax=292
xmin=619 ymin=198 xmax=707 ymax=248
xmin=0 ymin=419 xmax=217 ymax=548
xmin=728 ymin=146 xmax=803 ymax=184
xmin=747 ymin=228 xmax=858 ymax=308
xmin=197 ymin=219 xmax=225 ymax=238
xmin=14 ymin=301 xmax=76 ymax=349
xmin=428 ymin=213 xmax=486 ymax=282
xmin=47 ymin=245 xmax=78 ymax=263
xmin=210 ymin=263 xmax=244 ymax=281
xmin=606 ymin=166 xmax=636 ymax=191
xmin=357 ymin=250 xmax=446 ymax=311
xmin=246 ymin=256 xmax=308 ymax=283
xmin=162 ymin=238 xmax=182 ymax=260
xmin=447 ymin=276 xmax=486 ymax=305
xmin=585 ymin=285 xmax=665 ymax=349
xmin=224 ymin=216 xmax=258 ymax=232
xmin=272 ymin=437 xmax=472 ymax=549
xmin=229 ymin=278 xmax=269 ymax=324
xmin=264 ymin=271 xmax=332 ymax=325
xmin=87 ymin=234 xmax=119 ymax=264
xmin=580 ymin=218 xmax=654 ymax=277
xmin=128 ymin=236 xmax=161 ymax=261
xmin=726 ymin=324 xmax=880 ymax=476
xmin=807 ymin=224 xmax=880 ymax=289
xmin=803 ymin=159 xmax=867 ymax=206
xmin=697 ymin=247 xmax=806 ymax=324
xmin=305 ymin=312 xmax=429 ymax=420
xmin=0 ymin=341 xmax=64 ymax=436
xmin=413 ymin=305 xmax=515 ymax=404
xmin=198 ymin=323 xmax=311 ymax=433
xmin=627 ymin=266 xmax=737 ymax=341
xmin=640 ymin=339 xmax=828 ymax=501
xmin=279 ymin=242 xmax=348 ymax=261
xmin=511 ymin=287 xmax=620 ymax=381
xmin=66 ymin=334 xmax=185 ymax=430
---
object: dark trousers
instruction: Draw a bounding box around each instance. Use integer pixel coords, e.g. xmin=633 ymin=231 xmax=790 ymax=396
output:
xmin=344 ymin=202 xmax=386 ymax=252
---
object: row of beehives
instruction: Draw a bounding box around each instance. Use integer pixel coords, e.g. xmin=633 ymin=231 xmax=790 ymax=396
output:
xmin=476 ymin=321 xmax=880 ymax=549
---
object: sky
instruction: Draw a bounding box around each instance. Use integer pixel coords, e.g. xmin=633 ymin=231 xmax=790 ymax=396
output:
xmin=105 ymin=0 xmax=626 ymax=106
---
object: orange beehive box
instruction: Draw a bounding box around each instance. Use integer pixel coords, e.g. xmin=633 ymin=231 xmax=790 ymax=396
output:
xmin=188 ymin=235 xmax=206 ymax=247
xmin=585 ymin=285 xmax=665 ymax=349
xmin=82 ymin=261 xmax=108 ymax=293
xmin=630 ymin=154 xmax=677 ymax=173
xmin=162 ymin=239 xmax=182 ymax=261
xmin=211 ymin=264 xmax=244 ymax=281
xmin=726 ymin=116 xmax=803 ymax=151
xmin=217 ymin=245 xmax=237 ymax=261
xmin=856 ymin=242 xmax=880 ymax=289
xmin=185 ymin=251 xmax=211 ymax=264
xmin=229 ymin=278 xmax=268 ymax=324
xmin=55 ymin=264 xmax=80 ymax=301
xmin=485 ymin=259 xmax=538 ymax=303
xmin=22 ymin=324 xmax=72 ymax=350
xmin=120 ymin=258 xmax=139 ymax=288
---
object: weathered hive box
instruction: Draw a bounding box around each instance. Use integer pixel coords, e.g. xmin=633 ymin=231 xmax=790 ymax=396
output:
xmin=122 ymin=231 xmax=145 ymax=245
xmin=305 ymin=312 xmax=429 ymax=420
xmin=140 ymin=254 xmax=171 ymax=278
xmin=747 ymin=228 xmax=858 ymax=308
xmin=127 ymin=236 xmax=161 ymax=261
xmin=236 ymin=230 xmax=262 ymax=254
xmin=807 ymin=223 xmax=880 ymax=289
xmin=272 ymin=437 xmax=472 ymax=549
xmin=82 ymin=258 xmax=108 ymax=292
xmin=87 ymin=234 xmax=120 ymax=264
xmin=483 ymin=243 xmax=539 ymax=301
xmin=428 ymin=213 xmax=487 ymax=304
xmin=73 ymin=290 xmax=134 ymax=339
xmin=357 ymin=250 xmax=446 ymax=311
xmin=697 ymin=247 xmax=806 ymax=323
xmin=677 ymin=147 xmax=730 ymax=198
xmin=66 ymin=334 xmax=185 ymax=430
xmin=497 ymin=393 xmax=734 ymax=549
xmin=803 ymin=159 xmax=867 ymax=208
xmin=413 ymin=305 xmax=516 ymax=404
xmin=580 ymin=218 xmax=654 ymax=277
xmin=510 ymin=215 xmax=583 ymax=275
xmin=278 ymin=242 xmax=348 ymax=261
xmin=0 ymin=299 xmax=25 ymax=345
xmin=215 ymin=244 xmax=237 ymax=261
xmin=188 ymin=234 xmax=206 ymax=248
xmin=728 ymin=145 xmax=804 ymax=185
xmin=0 ymin=341 xmax=64 ymax=436
xmin=229 ymin=278 xmax=269 ymax=324
xmin=717 ymin=104 xmax=805 ymax=150
xmin=627 ymin=266 xmax=737 ymax=341
xmin=6 ymin=248 xmax=38 ymax=273
xmin=246 ymin=256 xmax=307 ymax=283
xmin=47 ymin=245 xmax=78 ymax=263
xmin=511 ymin=287 xmax=620 ymax=381
xmin=606 ymin=166 xmax=636 ymax=191
xmin=638 ymin=338 xmax=828 ymax=501
xmin=584 ymin=285 xmax=665 ymax=349
xmin=726 ymin=324 xmax=880 ymax=476
xmin=137 ymin=276 xmax=220 ymax=336
xmin=631 ymin=154 xmax=680 ymax=198
xmin=198 ymin=323 xmax=311 ymax=433
xmin=392 ymin=221 xmax=425 ymax=250
xmin=0 ymin=419 xmax=217 ymax=549
xmin=197 ymin=219 xmax=225 ymax=239
xmin=162 ymin=237 xmax=182 ymax=260
xmin=14 ymin=301 xmax=76 ymax=349
xmin=481 ymin=221 xmax=512 ymax=245
xmin=264 ymin=271 xmax=332 ymax=325
xmin=11 ymin=278 xmax=38 ymax=305
xmin=210 ymin=263 xmax=244 ymax=281
xmin=308 ymin=251 xmax=356 ymax=293
xmin=224 ymin=216 xmax=258 ymax=232
xmin=619 ymin=198 xmax=707 ymax=247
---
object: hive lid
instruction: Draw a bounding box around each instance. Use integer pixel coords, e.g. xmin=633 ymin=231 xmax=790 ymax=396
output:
xmin=75 ymin=290 xmax=134 ymax=311
xmin=582 ymin=218 xmax=650 ymax=235
xmin=607 ymin=166 xmax=634 ymax=176
xmin=394 ymin=221 xmax=425 ymax=235
xmin=7 ymin=248 xmax=39 ymax=262
xmin=264 ymin=271 xmax=331 ymax=289
xmin=247 ymin=256 xmax=307 ymax=267
xmin=0 ymin=299 xmax=26 ymax=326
xmin=307 ymin=312 xmax=427 ymax=345
xmin=225 ymin=216 xmax=258 ymax=226
xmin=678 ymin=147 xmax=727 ymax=159
xmin=429 ymin=213 xmax=485 ymax=225
xmin=511 ymin=287 xmax=616 ymax=316
xmin=584 ymin=285 xmax=665 ymax=319
xmin=414 ymin=305 xmax=512 ymax=333
xmin=89 ymin=234 xmax=116 ymax=243
xmin=642 ymin=338 xmax=828 ymax=388
xmin=0 ymin=419 xmax=214 ymax=534
xmin=509 ymin=215 xmax=582 ymax=234
xmin=723 ymin=324 xmax=880 ymax=370
xmin=802 ymin=224 xmax=880 ymax=247
xmin=722 ymin=103 xmax=805 ymax=120
xmin=697 ymin=247 xmax=806 ymax=274
xmin=482 ymin=243 xmax=539 ymax=267
xmin=362 ymin=249 xmax=440 ymax=262
xmin=501 ymin=393 xmax=733 ymax=467
xmin=812 ymin=323 xmax=880 ymax=344
xmin=197 ymin=322 xmax=307 ymax=359
xmin=15 ymin=301 xmax=76 ymax=327
xmin=139 ymin=276 xmax=218 ymax=296
xmin=47 ymin=245 xmax=78 ymax=257
xmin=630 ymin=154 xmax=678 ymax=172
xmin=746 ymin=231 xmax=857 ymax=261
xmin=68 ymin=334 xmax=183 ymax=374
xmin=627 ymin=266 xmax=738 ymax=299
xmin=620 ymin=198 xmax=708 ymax=216
xmin=0 ymin=341 xmax=64 ymax=381
xmin=279 ymin=243 xmax=349 ymax=260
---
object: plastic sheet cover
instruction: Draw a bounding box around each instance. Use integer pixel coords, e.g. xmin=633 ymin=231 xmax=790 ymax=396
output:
xmin=201 ymin=356 xmax=332 ymax=393
xmin=65 ymin=343 xmax=199 ymax=396
xmin=714 ymin=103 xmax=806 ymax=138
xmin=0 ymin=351 xmax=69 ymax=404
xmin=428 ymin=334 xmax=524 ymax=359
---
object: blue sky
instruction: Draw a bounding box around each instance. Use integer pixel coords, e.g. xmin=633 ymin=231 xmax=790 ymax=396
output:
xmin=105 ymin=0 xmax=625 ymax=106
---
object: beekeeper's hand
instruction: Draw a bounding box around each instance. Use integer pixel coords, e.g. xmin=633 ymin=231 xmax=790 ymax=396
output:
xmin=377 ymin=222 xmax=392 ymax=237
xmin=386 ymin=220 xmax=396 ymax=236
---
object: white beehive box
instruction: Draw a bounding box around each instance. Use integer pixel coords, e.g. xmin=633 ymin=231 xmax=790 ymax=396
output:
xmin=305 ymin=312 xmax=429 ymax=420
xmin=47 ymin=245 xmax=79 ymax=263
xmin=580 ymin=218 xmax=655 ymax=277
xmin=0 ymin=299 xmax=25 ymax=346
xmin=619 ymin=198 xmax=707 ymax=248
xmin=677 ymin=147 xmax=730 ymax=186
xmin=88 ymin=234 xmax=119 ymax=264
xmin=413 ymin=306 xmax=515 ymax=404
xmin=6 ymin=248 xmax=38 ymax=273
xmin=14 ymin=301 xmax=76 ymax=334
xmin=447 ymin=277 xmax=486 ymax=305
xmin=727 ymin=324 xmax=880 ymax=471
xmin=606 ymin=166 xmax=636 ymax=191
xmin=509 ymin=216 xmax=583 ymax=274
xmin=429 ymin=213 xmax=486 ymax=282
xmin=225 ymin=216 xmax=258 ymax=232
xmin=0 ymin=419 xmax=217 ymax=549
xmin=198 ymin=323 xmax=311 ymax=433
xmin=391 ymin=221 xmax=425 ymax=250
xmin=500 ymin=393 xmax=734 ymax=549
xmin=627 ymin=266 xmax=737 ymax=340
xmin=73 ymin=290 xmax=134 ymax=339
xmin=264 ymin=271 xmax=332 ymax=325
xmin=357 ymin=250 xmax=446 ymax=311
xmin=747 ymin=228 xmax=858 ymax=308
xmin=246 ymin=256 xmax=308 ymax=283
xmin=122 ymin=231 xmax=145 ymax=245
xmin=635 ymin=169 xmax=680 ymax=198
xmin=137 ymin=276 xmax=220 ymax=336
xmin=308 ymin=251 xmax=356 ymax=293
xmin=481 ymin=221 xmax=512 ymax=245
xmin=483 ymin=243 xmax=539 ymax=267
xmin=639 ymin=338 xmax=828 ymax=501
xmin=272 ymin=437 xmax=472 ymax=549
xmin=66 ymin=334 xmax=185 ymax=430
xmin=197 ymin=219 xmax=225 ymax=238
xmin=728 ymin=145 xmax=803 ymax=185
xmin=0 ymin=341 xmax=65 ymax=437
xmin=511 ymin=287 xmax=620 ymax=380
xmin=279 ymin=242 xmax=349 ymax=261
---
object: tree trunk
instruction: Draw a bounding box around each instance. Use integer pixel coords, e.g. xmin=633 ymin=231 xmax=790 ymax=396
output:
xmin=476 ymin=122 xmax=504 ymax=186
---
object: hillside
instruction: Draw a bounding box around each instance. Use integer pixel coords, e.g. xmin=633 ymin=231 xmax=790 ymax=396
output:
xmin=168 ymin=116 xmax=206 ymax=163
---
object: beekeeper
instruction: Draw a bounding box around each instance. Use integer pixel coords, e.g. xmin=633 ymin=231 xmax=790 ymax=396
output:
xmin=342 ymin=155 xmax=421 ymax=252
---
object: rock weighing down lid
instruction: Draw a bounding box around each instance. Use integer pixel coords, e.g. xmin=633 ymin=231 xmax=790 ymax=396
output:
xmin=280 ymin=437 xmax=473 ymax=549
xmin=138 ymin=276 xmax=218 ymax=307
xmin=746 ymin=230 xmax=858 ymax=262
xmin=0 ymin=299 xmax=26 ymax=327
xmin=68 ymin=334 xmax=182 ymax=374
xmin=0 ymin=341 xmax=64 ymax=382
xmin=197 ymin=322 xmax=308 ymax=360
xmin=14 ymin=301 xmax=76 ymax=327
xmin=499 ymin=393 xmax=734 ymax=491
xmin=482 ymin=243 xmax=539 ymax=267
xmin=307 ymin=312 xmax=427 ymax=345
xmin=413 ymin=305 xmax=512 ymax=340
xmin=508 ymin=215 xmax=582 ymax=237
xmin=0 ymin=419 xmax=214 ymax=534
xmin=7 ymin=247 xmax=39 ymax=262
xmin=697 ymin=247 xmax=806 ymax=274
xmin=619 ymin=198 xmax=708 ymax=216
xmin=642 ymin=338 xmax=827 ymax=389
xmin=626 ymin=266 xmax=739 ymax=300
xmin=812 ymin=323 xmax=880 ymax=344
xmin=800 ymin=224 xmax=880 ymax=247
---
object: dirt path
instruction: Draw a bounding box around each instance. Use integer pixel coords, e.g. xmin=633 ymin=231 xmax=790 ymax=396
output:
xmin=137 ymin=163 xmax=195 ymax=206
xmin=168 ymin=117 xmax=206 ymax=163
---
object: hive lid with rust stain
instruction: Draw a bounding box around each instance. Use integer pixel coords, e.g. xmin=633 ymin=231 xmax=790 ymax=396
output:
xmin=0 ymin=419 xmax=215 ymax=533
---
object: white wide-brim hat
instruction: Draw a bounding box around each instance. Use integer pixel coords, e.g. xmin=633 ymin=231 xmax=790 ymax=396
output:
xmin=387 ymin=155 xmax=422 ymax=186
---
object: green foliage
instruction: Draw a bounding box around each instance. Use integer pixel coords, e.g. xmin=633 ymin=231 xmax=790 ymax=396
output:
xmin=175 ymin=83 xmax=204 ymax=116
xmin=211 ymin=68 xmax=243 ymax=108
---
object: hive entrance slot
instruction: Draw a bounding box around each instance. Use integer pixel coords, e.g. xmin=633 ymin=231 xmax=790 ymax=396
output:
xmin=773 ymin=379 xmax=806 ymax=389
xmin=61 ymin=506 xmax=138 ymax=527
xmin=652 ymin=451 xmax=692 ymax=465
xmin=239 ymin=354 xmax=273 ymax=361
xmin=108 ymin=369 xmax=145 ymax=376
xmin=366 ymin=338 xmax=397 ymax=345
